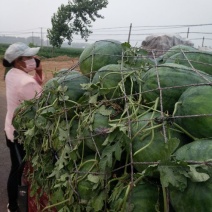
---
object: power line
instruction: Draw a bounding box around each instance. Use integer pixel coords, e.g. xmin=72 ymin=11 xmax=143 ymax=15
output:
xmin=0 ymin=23 xmax=212 ymax=47
xmin=93 ymin=23 xmax=212 ymax=30
xmin=1 ymin=23 xmax=212 ymax=35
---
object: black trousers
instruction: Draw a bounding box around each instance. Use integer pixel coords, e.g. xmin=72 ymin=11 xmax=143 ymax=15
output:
xmin=6 ymin=134 xmax=25 ymax=211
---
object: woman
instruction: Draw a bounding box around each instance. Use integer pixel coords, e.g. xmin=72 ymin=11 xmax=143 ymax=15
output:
xmin=3 ymin=42 xmax=43 ymax=212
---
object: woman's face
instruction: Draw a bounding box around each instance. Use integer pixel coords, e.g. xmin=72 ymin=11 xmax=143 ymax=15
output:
xmin=14 ymin=56 xmax=34 ymax=69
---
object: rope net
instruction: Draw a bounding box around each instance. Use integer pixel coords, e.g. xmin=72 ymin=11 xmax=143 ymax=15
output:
xmin=14 ymin=39 xmax=212 ymax=211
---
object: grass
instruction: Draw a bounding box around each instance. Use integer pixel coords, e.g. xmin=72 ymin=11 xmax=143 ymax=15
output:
xmin=0 ymin=43 xmax=84 ymax=60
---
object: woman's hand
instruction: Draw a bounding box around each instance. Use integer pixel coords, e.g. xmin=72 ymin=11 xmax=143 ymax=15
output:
xmin=34 ymin=57 xmax=43 ymax=85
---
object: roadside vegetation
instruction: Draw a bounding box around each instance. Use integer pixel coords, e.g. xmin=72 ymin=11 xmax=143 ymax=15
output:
xmin=0 ymin=43 xmax=84 ymax=60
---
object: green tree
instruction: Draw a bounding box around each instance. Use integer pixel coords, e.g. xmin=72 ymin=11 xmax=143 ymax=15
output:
xmin=47 ymin=0 xmax=108 ymax=48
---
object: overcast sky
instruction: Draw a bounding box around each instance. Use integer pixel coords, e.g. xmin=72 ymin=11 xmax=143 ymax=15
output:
xmin=0 ymin=0 xmax=211 ymax=47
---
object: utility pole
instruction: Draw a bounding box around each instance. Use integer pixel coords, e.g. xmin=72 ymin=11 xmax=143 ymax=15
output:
xmin=128 ymin=23 xmax=132 ymax=43
xmin=187 ymin=27 xmax=190 ymax=38
xmin=32 ymin=32 xmax=34 ymax=45
xmin=202 ymin=36 xmax=205 ymax=47
xmin=40 ymin=27 xmax=43 ymax=47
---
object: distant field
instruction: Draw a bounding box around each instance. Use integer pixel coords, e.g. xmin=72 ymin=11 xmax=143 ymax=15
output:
xmin=0 ymin=43 xmax=84 ymax=60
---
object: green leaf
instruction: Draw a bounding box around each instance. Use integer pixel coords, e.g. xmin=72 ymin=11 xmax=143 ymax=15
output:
xmin=69 ymin=150 xmax=78 ymax=161
xmin=59 ymin=95 xmax=69 ymax=101
xmin=97 ymin=105 xmax=112 ymax=116
xmin=89 ymin=93 xmax=98 ymax=104
xmin=108 ymin=123 xmax=125 ymax=133
xmin=31 ymin=154 xmax=39 ymax=167
xmin=81 ymin=82 xmax=99 ymax=91
xmin=165 ymin=138 xmax=181 ymax=159
xmin=51 ymin=188 xmax=64 ymax=204
xmin=139 ymin=164 xmax=159 ymax=177
xmin=35 ymin=115 xmax=48 ymax=129
xmin=40 ymin=106 xmax=56 ymax=115
xmin=100 ymin=140 xmax=123 ymax=171
xmin=136 ymin=48 xmax=148 ymax=55
xmin=102 ymin=127 xmax=123 ymax=146
xmin=58 ymin=127 xmax=69 ymax=141
xmin=109 ymin=180 xmax=126 ymax=203
xmin=188 ymin=165 xmax=210 ymax=182
xmin=24 ymin=126 xmax=35 ymax=137
xmin=92 ymin=190 xmax=105 ymax=211
xmin=59 ymin=173 xmax=70 ymax=182
xmin=114 ymin=142 xmax=122 ymax=161
xmin=158 ymin=162 xmax=188 ymax=191
xmin=55 ymin=144 xmax=72 ymax=170
xmin=99 ymin=87 xmax=110 ymax=95
xmin=87 ymin=174 xmax=100 ymax=184
xmin=121 ymin=42 xmax=131 ymax=49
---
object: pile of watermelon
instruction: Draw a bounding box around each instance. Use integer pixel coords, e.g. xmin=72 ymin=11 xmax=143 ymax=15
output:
xmin=13 ymin=40 xmax=212 ymax=211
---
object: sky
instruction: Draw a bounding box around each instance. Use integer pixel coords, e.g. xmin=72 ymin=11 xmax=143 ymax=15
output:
xmin=0 ymin=0 xmax=211 ymax=47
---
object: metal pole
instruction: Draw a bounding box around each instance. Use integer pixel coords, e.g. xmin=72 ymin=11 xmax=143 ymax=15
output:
xmin=40 ymin=27 xmax=43 ymax=47
xmin=128 ymin=23 xmax=132 ymax=43
xmin=187 ymin=27 xmax=190 ymax=38
xmin=32 ymin=32 xmax=34 ymax=45
xmin=202 ymin=36 xmax=205 ymax=47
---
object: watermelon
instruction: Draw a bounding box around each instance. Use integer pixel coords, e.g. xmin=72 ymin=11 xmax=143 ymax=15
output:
xmin=69 ymin=119 xmax=94 ymax=155
xmin=165 ymin=50 xmax=212 ymax=75
xmin=141 ymin=63 xmax=212 ymax=113
xmin=57 ymin=74 xmax=89 ymax=101
xmin=92 ymin=64 xmax=133 ymax=101
xmin=80 ymin=103 xmax=121 ymax=153
xmin=43 ymin=71 xmax=83 ymax=92
xmin=53 ymin=69 xmax=80 ymax=78
xmin=162 ymin=44 xmax=197 ymax=62
xmin=132 ymin=112 xmax=188 ymax=172
xmin=43 ymin=76 xmax=60 ymax=91
xmin=79 ymin=39 xmax=123 ymax=76
xmin=43 ymin=72 xmax=89 ymax=104
xmin=12 ymin=101 xmax=37 ymax=130
xmin=76 ymin=157 xmax=101 ymax=203
xmin=109 ymin=180 xmax=163 ymax=212
xmin=82 ymin=110 xmax=111 ymax=152
xmin=175 ymin=85 xmax=212 ymax=139
xmin=170 ymin=140 xmax=212 ymax=212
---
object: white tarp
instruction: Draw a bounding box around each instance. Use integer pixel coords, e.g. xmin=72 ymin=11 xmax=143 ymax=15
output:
xmin=141 ymin=34 xmax=194 ymax=58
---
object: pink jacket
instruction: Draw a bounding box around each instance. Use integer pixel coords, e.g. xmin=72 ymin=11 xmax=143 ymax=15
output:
xmin=5 ymin=68 xmax=43 ymax=141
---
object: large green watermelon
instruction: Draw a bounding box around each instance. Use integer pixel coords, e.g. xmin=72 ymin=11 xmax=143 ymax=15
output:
xmin=132 ymin=112 xmax=189 ymax=172
xmin=92 ymin=64 xmax=133 ymax=101
xmin=53 ymin=69 xmax=80 ymax=78
xmin=76 ymin=157 xmax=103 ymax=204
xmin=81 ymin=110 xmax=111 ymax=152
xmin=109 ymin=180 xmax=163 ymax=212
xmin=175 ymin=85 xmax=212 ymax=139
xmin=165 ymin=50 xmax=212 ymax=75
xmin=42 ymin=72 xmax=89 ymax=117
xmin=43 ymin=72 xmax=89 ymax=101
xmin=57 ymin=74 xmax=89 ymax=101
xmin=170 ymin=140 xmax=212 ymax=212
xmin=79 ymin=39 xmax=123 ymax=76
xmin=141 ymin=63 xmax=212 ymax=113
xmin=161 ymin=44 xmax=197 ymax=62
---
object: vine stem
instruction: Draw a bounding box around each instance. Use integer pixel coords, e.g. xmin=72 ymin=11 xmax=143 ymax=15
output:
xmin=42 ymin=198 xmax=71 ymax=211
xmin=133 ymin=97 xmax=159 ymax=156
xmin=173 ymin=123 xmax=197 ymax=140
xmin=162 ymin=186 xmax=169 ymax=212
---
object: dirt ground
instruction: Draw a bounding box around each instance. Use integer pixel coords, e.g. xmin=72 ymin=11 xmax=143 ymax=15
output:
xmin=0 ymin=56 xmax=79 ymax=211
xmin=39 ymin=56 xmax=80 ymax=83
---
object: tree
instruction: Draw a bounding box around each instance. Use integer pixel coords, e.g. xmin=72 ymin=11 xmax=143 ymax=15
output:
xmin=47 ymin=0 xmax=108 ymax=48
